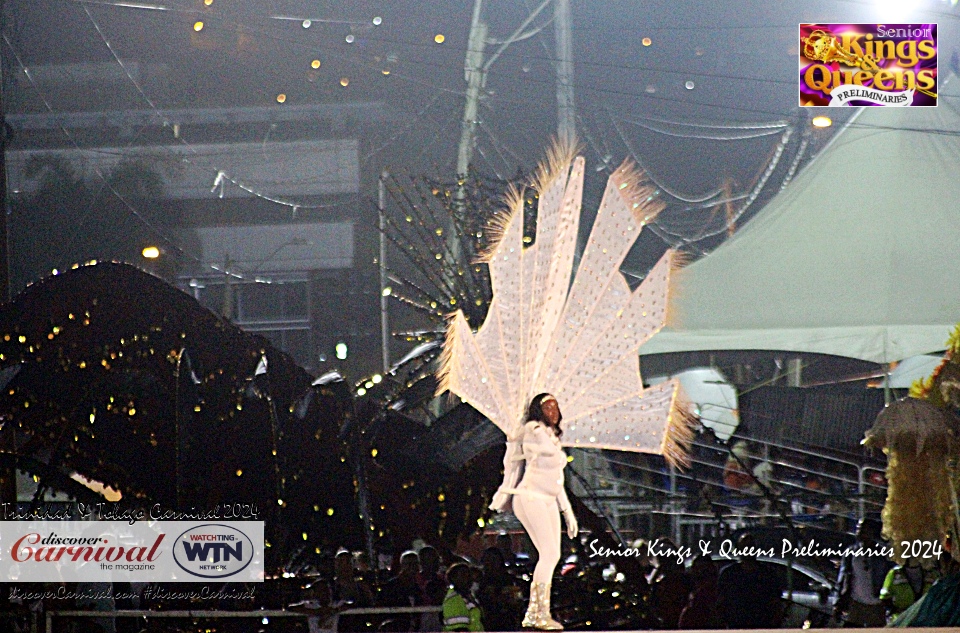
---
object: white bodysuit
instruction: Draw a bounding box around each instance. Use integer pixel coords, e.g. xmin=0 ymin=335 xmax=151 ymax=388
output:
xmin=494 ymin=421 xmax=572 ymax=584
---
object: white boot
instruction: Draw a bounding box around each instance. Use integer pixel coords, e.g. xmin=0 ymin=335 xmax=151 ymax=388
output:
xmin=531 ymin=582 xmax=563 ymax=631
xmin=521 ymin=582 xmax=541 ymax=628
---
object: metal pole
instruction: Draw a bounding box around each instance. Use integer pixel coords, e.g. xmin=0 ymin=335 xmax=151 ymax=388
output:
xmin=787 ymin=358 xmax=803 ymax=387
xmin=378 ymin=171 xmax=389 ymax=373
xmin=0 ymin=0 xmax=17 ymax=508
xmin=554 ymin=0 xmax=575 ymax=142
xmin=456 ymin=0 xmax=487 ymax=178
xmin=858 ymin=466 xmax=865 ymax=522
xmin=0 ymin=0 xmax=9 ymax=303
xmin=222 ymin=252 xmax=233 ymax=319
xmin=883 ymin=363 xmax=893 ymax=405
xmin=669 ymin=464 xmax=680 ymax=544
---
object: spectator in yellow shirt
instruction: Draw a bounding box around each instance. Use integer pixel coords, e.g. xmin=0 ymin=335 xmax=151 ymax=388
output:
xmin=443 ymin=563 xmax=483 ymax=632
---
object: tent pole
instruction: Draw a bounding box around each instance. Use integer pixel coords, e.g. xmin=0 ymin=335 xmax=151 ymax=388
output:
xmin=883 ymin=363 xmax=892 ymax=405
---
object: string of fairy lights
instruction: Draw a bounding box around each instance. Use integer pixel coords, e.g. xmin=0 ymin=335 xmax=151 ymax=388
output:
xmin=12 ymin=0 xmax=955 ymax=334
xmin=8 ymin=0 xmax=855 ymax=255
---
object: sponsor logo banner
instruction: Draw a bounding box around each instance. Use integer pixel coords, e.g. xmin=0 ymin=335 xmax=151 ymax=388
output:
xmin=1 ymin=521 xmax=263 ymax=582
xmin=799 ymin=23 xmax=937 ymax=107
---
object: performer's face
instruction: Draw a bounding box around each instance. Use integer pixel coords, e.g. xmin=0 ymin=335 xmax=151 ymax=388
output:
xmin=541 ymin=397 xmax=560 ymax=426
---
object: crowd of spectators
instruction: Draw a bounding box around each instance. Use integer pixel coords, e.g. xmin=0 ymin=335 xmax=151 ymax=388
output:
xmin=3 ymin=522 xmax=951 ymax=632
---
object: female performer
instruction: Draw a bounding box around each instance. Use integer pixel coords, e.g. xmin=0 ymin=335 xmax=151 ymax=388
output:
xmin=492 ymin=393 xmax=578 ymax=630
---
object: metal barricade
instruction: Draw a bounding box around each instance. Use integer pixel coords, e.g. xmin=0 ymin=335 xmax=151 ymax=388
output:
xmin=46 ymin=605 xmax=443 ymax=633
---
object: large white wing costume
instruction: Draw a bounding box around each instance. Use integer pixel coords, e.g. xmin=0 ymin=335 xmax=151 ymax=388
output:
xmin=437 ymin=144 xmax=693 ymax=498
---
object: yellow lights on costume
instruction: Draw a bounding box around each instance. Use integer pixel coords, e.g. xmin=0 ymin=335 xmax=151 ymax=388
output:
xmin=276 ymin=94 xmax=286 ymax=104
xmin=642 ymin=37 xmax=652 ymax=46
xmin=311 ymin=59 xmax=321 ymax=69
xmin=812 ymin=115 xmax=833 ymax=128
xmin=434 ymin=34 xmax=445 ymax=44
xmin=340 ymin=77 xmax=349 ymax=87
xmin=193 ymin=21 xmax=204 ymax=32
xmin=142 ymin=246 xmax=160 ymax=259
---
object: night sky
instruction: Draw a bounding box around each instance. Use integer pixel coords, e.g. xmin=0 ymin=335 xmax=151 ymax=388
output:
xmin=3 ymin=0 xmax=959 ymax=377
xmin=10 ymin=0 xmax=956 ymax=206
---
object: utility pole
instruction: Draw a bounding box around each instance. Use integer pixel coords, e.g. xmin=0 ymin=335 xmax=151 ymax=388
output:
xmin=0 ymin=0 xmax=17 ymax=507
xmin=456 ymin=0 xmax=557 ymax=177
xmin=222 ymin=253 xmax=234 ymax=319
xmin=456 ymin=0 xmax=487 ymax=180
xmin=378 ymin=171 xmax=389 ymax=373
xmin=554 ymin=0 xmax=575 ymax=142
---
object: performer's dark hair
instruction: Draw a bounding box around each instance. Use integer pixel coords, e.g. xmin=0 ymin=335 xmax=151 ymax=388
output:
xmin=527 ymin=392 xmax=562 ymax=438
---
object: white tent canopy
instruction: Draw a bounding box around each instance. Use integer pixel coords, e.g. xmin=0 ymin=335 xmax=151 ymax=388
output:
xmin=642 ymin=77 xmax=960 ymax=364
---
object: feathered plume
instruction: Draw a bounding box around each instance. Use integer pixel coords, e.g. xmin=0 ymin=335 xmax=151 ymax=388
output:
xmin=438 ymin=140 xmax=694 ymax=466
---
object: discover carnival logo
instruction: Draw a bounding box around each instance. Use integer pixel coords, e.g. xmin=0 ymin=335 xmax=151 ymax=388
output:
xmin=173 ymin=523 xmax=255 ymax=579
xmin=0 ymin=520 xmax=264 ymax=583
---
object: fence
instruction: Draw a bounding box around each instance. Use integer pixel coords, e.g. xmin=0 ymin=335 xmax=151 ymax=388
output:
xmin=45 ymin=605 xmax=443 ymax=633
xmin=571 ymin=433 xmax=888 ymax=544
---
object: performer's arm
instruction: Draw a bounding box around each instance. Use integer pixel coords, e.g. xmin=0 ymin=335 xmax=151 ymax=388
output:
xmin=557 ymin=487 xmax=572 ymax=513
xmin=489 ymin=438 xmax=524 ymax=512
xmin=558 ymin=485 xmax=578 ymax=538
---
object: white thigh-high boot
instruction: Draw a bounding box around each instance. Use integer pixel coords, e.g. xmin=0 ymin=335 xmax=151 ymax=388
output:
xmin=514 ymin=493 xmax=563 ymax=630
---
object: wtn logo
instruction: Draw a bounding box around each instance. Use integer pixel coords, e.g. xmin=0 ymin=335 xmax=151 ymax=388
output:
xmin=173 ymin=524 xmax=255 ymax=579
xmin=181 ymin=540 xmax=243 ymax=563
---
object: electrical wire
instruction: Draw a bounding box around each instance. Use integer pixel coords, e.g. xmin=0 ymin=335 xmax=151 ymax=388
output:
xmin=77 ymin=2 xmax=364 ymax=213
xmin=3 ymin=34 xmax=198 ymax=266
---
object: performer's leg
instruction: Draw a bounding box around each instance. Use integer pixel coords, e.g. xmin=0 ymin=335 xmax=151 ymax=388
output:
xmin=513 ymin=494 xmax=561 ymax=584
xmin=514 ymin=494 xmax=564 ymax=630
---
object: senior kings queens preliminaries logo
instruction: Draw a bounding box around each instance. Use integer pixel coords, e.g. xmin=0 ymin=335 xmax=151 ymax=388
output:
xmin=799 ymin=24 xmax=937 ymax=107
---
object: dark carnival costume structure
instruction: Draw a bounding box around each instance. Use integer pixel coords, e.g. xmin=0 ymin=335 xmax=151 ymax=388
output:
xmin=439 ymin=142 xmax=694 ymax=630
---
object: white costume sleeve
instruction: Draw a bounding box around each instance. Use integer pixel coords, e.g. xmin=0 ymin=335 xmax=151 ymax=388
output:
xmin=489 ymin=437 xmax=525 ymax=512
